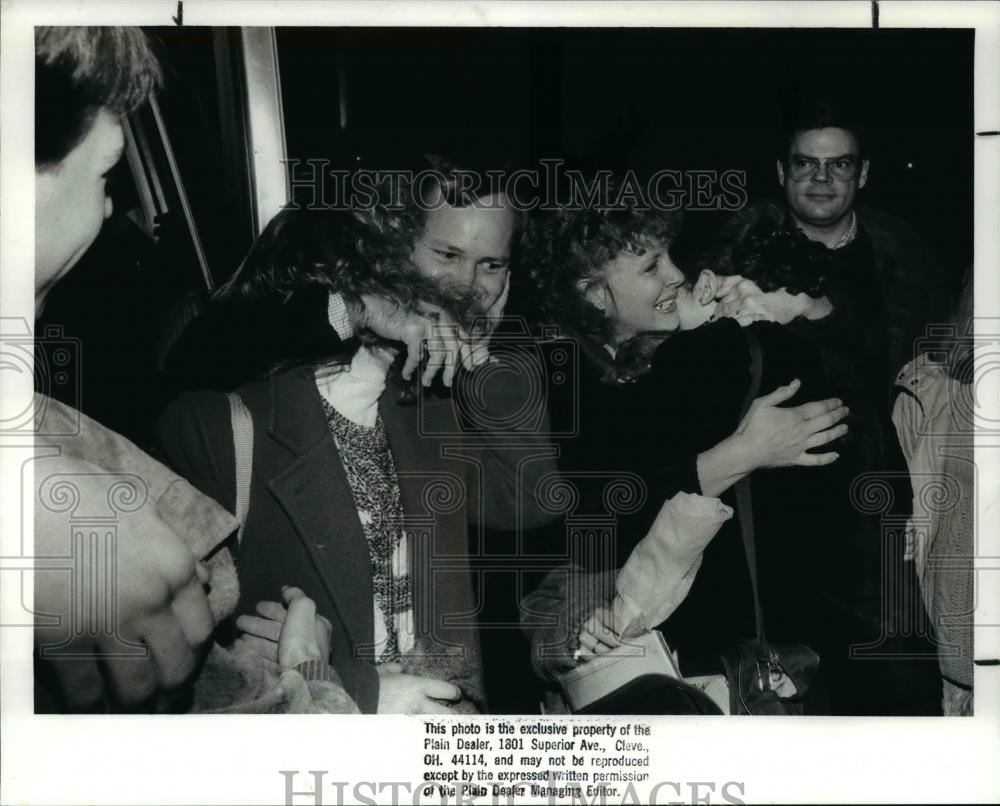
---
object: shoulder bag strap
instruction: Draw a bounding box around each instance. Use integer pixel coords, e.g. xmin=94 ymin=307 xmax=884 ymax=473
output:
xmin=734 ymin=328 xmax=765 ymax=641
xmin=226 ymin=391 xmax=254 ymax=548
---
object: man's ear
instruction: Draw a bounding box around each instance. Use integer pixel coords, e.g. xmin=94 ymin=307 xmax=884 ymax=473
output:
xmin=858 ymin=159 xmax=870 ymax=190
xmin=694 ymin=270 xmax=719 ymax=306
xmin=776 ymin=159 xmax=786 ymax=188
xmin=576 ymin=277 xmax=607 ymax=312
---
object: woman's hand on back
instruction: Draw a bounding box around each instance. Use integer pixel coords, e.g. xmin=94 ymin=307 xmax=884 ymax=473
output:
xmin=697 ymin=379 xmax=849 ymax=497
xmin=734 ymin=379 xmax=849 ymax=469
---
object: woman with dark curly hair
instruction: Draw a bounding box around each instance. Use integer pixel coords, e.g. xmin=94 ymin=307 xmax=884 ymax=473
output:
xmin=156 ymin=173 xmax=559 ymax=714
xmin=522 ymin=197 xmax=941 ymax=715
xmin=684 ymin=201 xmax=891 ymax=411
xmin=164 ymin=155 xmax=509 ymax=393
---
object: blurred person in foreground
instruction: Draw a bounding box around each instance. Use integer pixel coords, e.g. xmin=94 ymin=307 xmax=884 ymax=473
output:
xmin=31 ymin=26 xmax=346 ymax=713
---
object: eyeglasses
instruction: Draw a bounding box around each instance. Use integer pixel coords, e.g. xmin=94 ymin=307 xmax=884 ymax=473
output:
xmin=786 ymin=156 xmax=860 ymax=182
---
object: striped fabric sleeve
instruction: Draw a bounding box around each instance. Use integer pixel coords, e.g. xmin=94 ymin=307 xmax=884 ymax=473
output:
xmin=293 ymin=659 xmax=343 ymax=685
xmin=327 ymin=292 xmax=354 ymax=340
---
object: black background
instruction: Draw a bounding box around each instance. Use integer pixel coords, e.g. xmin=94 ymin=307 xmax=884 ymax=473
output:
xmin=278 ymin=27 xmax=973 ymax=272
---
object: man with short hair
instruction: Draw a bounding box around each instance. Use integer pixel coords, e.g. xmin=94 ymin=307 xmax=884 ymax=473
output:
xmin=777 ymin=121 xmax=868 ymax=249
xmin=35 ymin=27 xmax=160 ymax=309
xmin=775 ymin=102 xmax=954 ymax=405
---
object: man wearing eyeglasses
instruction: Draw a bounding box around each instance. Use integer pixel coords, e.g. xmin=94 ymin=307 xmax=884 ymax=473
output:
xmin=774 ymin=102 xmax=953 ymax=406
xmin=777 ymin=125 xmax=867 ymax=249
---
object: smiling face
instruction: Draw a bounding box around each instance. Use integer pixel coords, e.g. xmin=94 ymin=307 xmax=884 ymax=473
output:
xmin=582 ymin=238 xmax=685 ymax=345
xmin=409 ymin=192 xmax=514 ymax=312
xmin=777 ymin=127 xmax=868 ymax=230
xmin=35 ymin=107 xmax=124 ymax=311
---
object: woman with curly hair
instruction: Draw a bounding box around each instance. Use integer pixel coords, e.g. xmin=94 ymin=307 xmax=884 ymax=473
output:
xmin=524 ymin=197 xmax=848 ymax=510
xmin=522 ymin=196 xmax=940 ymax=715
xmin=156 ymin=170 xmax=558 ymax=714
xmin=164 ymin=155 xmax=510 ymax=393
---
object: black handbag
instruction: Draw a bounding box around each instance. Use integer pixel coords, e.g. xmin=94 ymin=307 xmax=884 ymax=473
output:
xmin=721 ymin=328 xmax=823 ymax=715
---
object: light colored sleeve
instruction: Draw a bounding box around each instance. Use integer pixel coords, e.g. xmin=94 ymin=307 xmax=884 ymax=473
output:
xmin=891 ymin=386 xmax=922 ymax=467
xmin=613 ymin=493 xmax=732 ymax=636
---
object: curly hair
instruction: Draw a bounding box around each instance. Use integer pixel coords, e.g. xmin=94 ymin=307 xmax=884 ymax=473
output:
xmin=226 ymin=153 xmax=515 ymax=308
xmin=217 ymin=206 xmax=456 ymax=305
xmin=694 ymin=201 xmax=834 ymax=297
xmin=36 ymin=27 xmax=162 ymax=169
xmin=214 ymin=204 xmax=480 ymax=379
xmin=522 ymin=193 xmax=683 ymax=345
xmin=699 ymin=202 xmax=898 ymax=470
xmin=520 ymin=187 xmax=683 ymax=383
xmin=215 ymin=154 xmax=515 ymax=380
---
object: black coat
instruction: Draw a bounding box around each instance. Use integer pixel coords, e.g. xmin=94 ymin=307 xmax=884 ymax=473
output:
xmin=545 ymin=318 xmax=940 ymax=713
xmin=157 ymin=356 xmax=558 ymax=713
